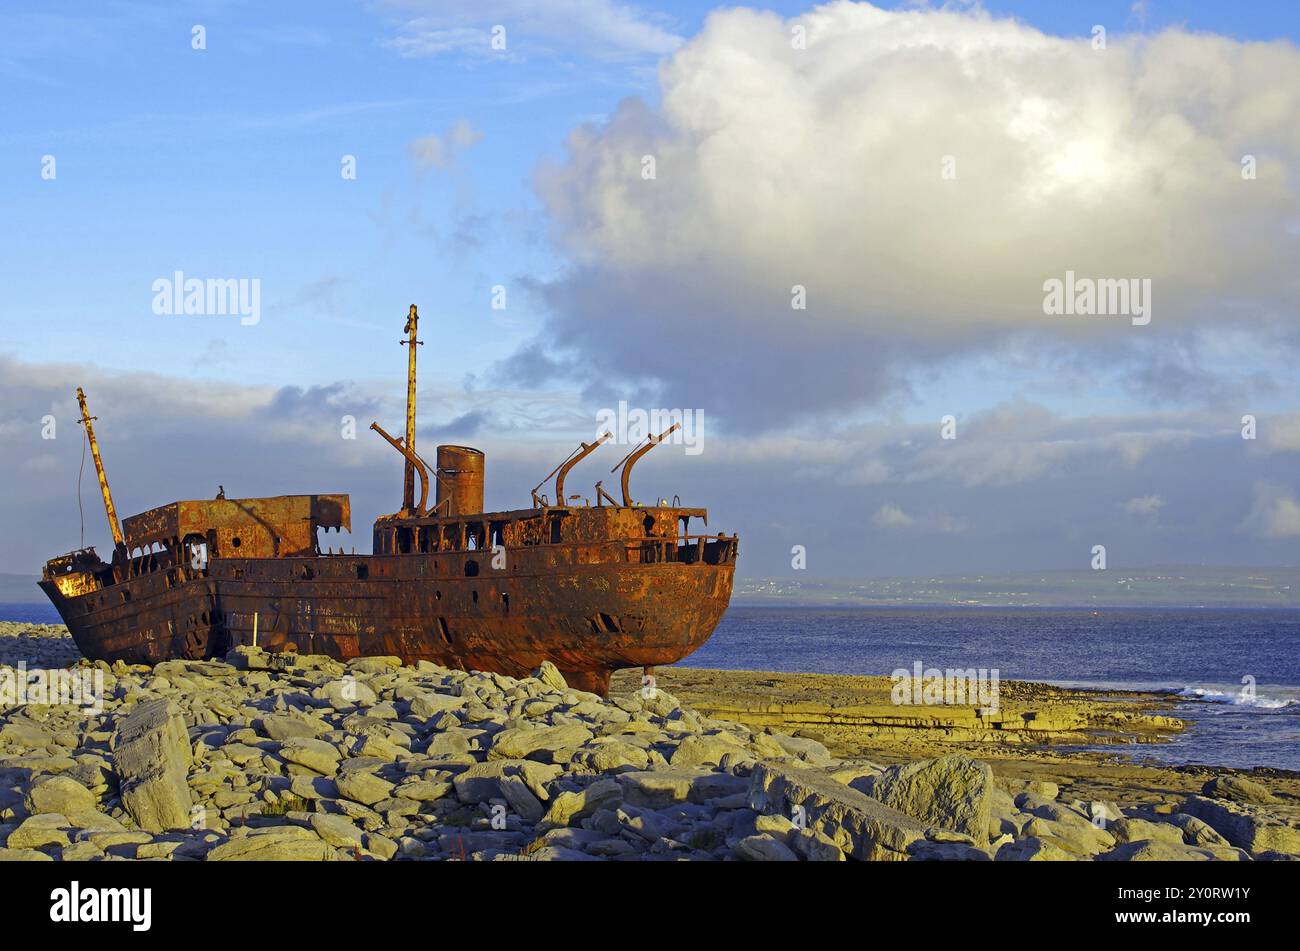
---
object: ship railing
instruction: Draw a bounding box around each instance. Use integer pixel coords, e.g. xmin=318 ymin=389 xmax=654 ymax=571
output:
xmin=627 ymin=533 xmax=738 ymax=566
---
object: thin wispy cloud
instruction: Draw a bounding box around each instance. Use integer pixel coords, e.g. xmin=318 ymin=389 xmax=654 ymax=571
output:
xmin=377 ymin=0 xmax=683 ymax=60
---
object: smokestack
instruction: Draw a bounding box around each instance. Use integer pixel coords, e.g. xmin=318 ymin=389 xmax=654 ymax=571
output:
xmin=436 ymin=446 xmax=484 ymax=516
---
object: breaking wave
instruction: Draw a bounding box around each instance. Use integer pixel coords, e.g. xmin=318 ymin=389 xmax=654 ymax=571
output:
xmin=1171 ymin=685 xmax=1299 ymax=710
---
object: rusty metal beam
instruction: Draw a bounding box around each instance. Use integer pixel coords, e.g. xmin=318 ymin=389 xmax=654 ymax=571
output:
xmin=370 ymin=422 xmax=429 ymax=515
xmin=612 ymin=423 xmax=681 ymax=507
xmin=75 ymin=387 xmax=124 ymax=548
xmin=401 ymin=304 xmax=421 ymax=513
xmin=554 ymin=431 xmax=611 ymax=507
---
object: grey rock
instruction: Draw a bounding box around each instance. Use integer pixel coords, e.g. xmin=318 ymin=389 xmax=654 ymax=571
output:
xmin=790 ymin=826 xmax=845 ymax=861
xmin=500 ymin=775 xmax=546 ymax=824
xmin=671 ymin=734 xmax=745 ymax=768
xmin=259 ymin=714 xmax=328 ymax=741
xmin=489 ymin=724 xmax=594 ymax=762
xmin=735 ymin=834 xmax=798 ymax=861
xmin=1098 ymin=840 xmax=1218 ymax=862
xmin=6 ymin=813 xmax=70 ymax=849
xmin=539 ymin=779 xmax=622 ymax=830
xmin=749 ymin=763 xmax=928 ymax=861
xmin=1169 ymin=813 xmax=1231 ymax=848
xmin=207 ymin=826 xmax=332 ymax=861
xmin=1109 ymin=817 xmax=1185 ymax=846
xmin=0 ymin=847 xmax=55 ymax=861
xmin=335 ymin=770 xmax=395 ymax=807
xmin=1202 ymin=775 xmax=1277 ymax=805
xmin=618 ymin=769 xmax=748 ymax=809
xmin=993 ymin=836 xmax=1079 ymax=861
xmin=532 ymin=661 xmax=568 ymax=693
xmin=1180 ymin=795 xmax=1300 ymax=855
xmin=309 ymin=813 xmax=365 ymax=849
xmin=869 ymin=754 xmax=993 ymax=844
xmin=25 ymin=774 xmax=96 ymax=817
xmin=769 ymin=734 xmax=835 ymax=766
xmin=277 ymin=737 xmax=341 ymax=776
xmin=112 ymin=699 xmax=194 ymax=832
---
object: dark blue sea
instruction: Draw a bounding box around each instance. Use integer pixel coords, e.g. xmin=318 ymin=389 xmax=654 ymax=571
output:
xmin=6 ymin=602 xmax=1297 ymax=770
xmin=683 ymin=606 xmax=1300 ymax=772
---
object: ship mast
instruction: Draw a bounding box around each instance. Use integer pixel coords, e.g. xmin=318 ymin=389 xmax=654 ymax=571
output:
xmin=401 ymin=304 xmax=422 ymax=514
xmin=75 ymin=387 xmax=124 ymax=548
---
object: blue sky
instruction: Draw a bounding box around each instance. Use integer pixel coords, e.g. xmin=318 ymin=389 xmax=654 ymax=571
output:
xmin=4 ymin=0 xmax=1296 ymax=390
xmin=2 ymin=1 xmax=1298 ymax=577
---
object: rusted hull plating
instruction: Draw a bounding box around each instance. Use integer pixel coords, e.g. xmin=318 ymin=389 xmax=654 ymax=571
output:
xmin=41 ymin=553 xmax=734 ymax=696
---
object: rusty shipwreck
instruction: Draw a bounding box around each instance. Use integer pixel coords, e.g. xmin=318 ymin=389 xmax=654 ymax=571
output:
xmin=39 ymin=306 xmax=736 ymax=695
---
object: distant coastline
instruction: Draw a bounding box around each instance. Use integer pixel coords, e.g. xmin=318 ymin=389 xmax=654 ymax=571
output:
xmin=733 ymin=566 xmax=1300 ymax=609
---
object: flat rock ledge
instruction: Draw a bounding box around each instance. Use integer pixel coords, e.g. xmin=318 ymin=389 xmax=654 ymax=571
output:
xmin=0 ymin=630 xmax=1296 ymax=862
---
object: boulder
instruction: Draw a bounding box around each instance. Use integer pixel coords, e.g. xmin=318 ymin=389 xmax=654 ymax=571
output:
xmin=617 ymin=769 xmax=748 ymax=809
xmin=907 ymin=839 xmax=992 ymax=861
xmin=790 ymin=826 xmax=845 ymax=861
xmin=671 ymin=734 xmax=745 ymax=769
xmin=321 ymin=678 xmax=377 ymax=710
xmin=993 ymin=836 xmax=1078 ymax=861
xmin=1180 ymin=795 xmax=1300 ymax=855
xmin=453 ymin=762 xmax=521 ymax=803
xmin=309 ymin=813 xmax=365 ymax=850
xmin=207 ymin=826 xmax=332 ymax=861
xmin=1098 ymin=840 xmax=1217 ymax=862
xmin=1202 ymin=775 xmax=1277 ymax=805
xmin=489 ymin=724 xmax=594 ymax=762
xmin=1109 ymin=817 xmax=1185 ymax=846
xmin=868 ymin=754 xmax=993 ymax=844
xmin=335 ymin=770 xmax=395 ymax=807
xmin=6 ymin=813 xmax=70 ymax=850
xmin=769 ymin=734 xmax=835 ymax=766
xmin=576 ymin=741 xmax=650 ymax=772
xmin=112 ymin=699 xmax=194 ymax=832
xmin=259 ymin=714 xmax=328 ymax=741
xmin=347 ymin=656 xmax=403 ymax=675
xmin=532 ymin=661 xmax=568 ymax=693
xmin=735 ymin=834 xmax=799 ymax=861
xmin=749 ymin=763 xmax=928 ymax=861
xmin=277 ymin=737 xmax=341 ymax=776
xmin=1169 ymin=813 xmax=1231 ymax=848
xmin=499 ymin=776 xmax=546 ymax=824
xmin=410 ymin=693 xmax=466 ymax=720
xmin=0 ymin=847 xmax=54 ymax=861
xmin=394 ymin=779 xmax=452 ymax=802
xmin=24 ymin=774 xmax=96 ymax=817
xmin=425 ymin=731 xmax=472 ymax=758
xmin=1022 ymin=810 xmax=1115 ymax=856
xmin=538 ymin=779 xmax=622 ymax=830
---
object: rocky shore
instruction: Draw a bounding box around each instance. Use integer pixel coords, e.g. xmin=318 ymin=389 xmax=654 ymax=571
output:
xmin=1 ymin=622 xmax=1297 ymax=861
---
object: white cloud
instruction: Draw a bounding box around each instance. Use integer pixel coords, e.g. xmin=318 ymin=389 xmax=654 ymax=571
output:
xmin=1262 ymin=413 xmax=1300 ymax=452
xmin=1123 ymin=494 xmax=1165 ymax=516
xmin=380 ymin=0 xmax=681 ymax=59
xmin=408 ymin=119 xmax=484 ymax=172
xmin=872 ymin=503 xmax=968 ymax=534
xmin=1246 ymin=484 xmax=1300 ymax=538
xmin=873 ymin=503 xmax=914 ymax=528
xmin=526 ymin=1 xmax=1300 ymax=428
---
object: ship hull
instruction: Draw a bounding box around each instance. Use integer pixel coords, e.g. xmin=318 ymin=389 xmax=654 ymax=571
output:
xmin=41 ymin=551 xmax=733 ymax=695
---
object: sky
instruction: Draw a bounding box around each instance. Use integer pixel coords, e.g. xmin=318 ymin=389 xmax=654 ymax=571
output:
xmin=1 ymin=0 xmax=1298 ymax=580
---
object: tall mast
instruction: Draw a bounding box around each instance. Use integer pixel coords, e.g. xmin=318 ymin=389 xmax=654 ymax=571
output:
xmin=76 ymin=387 xmax=124 ymax=548
xmin=401 ymin=304 xmax=422 ymax=513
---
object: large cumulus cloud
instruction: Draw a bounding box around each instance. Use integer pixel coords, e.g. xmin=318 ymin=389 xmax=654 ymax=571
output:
xmin=516 ymin=1 xmax=1300 ymax=429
